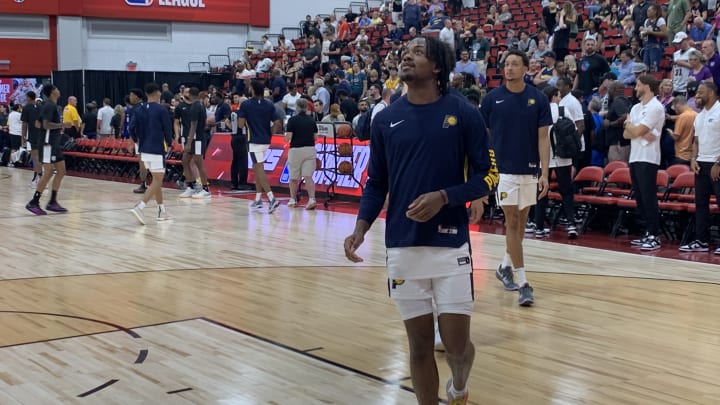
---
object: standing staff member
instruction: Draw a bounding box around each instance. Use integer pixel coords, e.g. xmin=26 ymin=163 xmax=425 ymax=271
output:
xmin=284 ymin=98 xmax=319 ymax=210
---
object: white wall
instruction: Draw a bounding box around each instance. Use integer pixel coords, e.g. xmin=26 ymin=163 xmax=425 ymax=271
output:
xmin=57 ymin=17 xmax=250 ymax=72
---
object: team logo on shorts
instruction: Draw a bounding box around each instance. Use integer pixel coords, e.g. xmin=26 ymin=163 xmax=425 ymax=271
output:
xmin=442 ymin=115 xmax=457 ymax=128
xmin=391 ymin=279 xmax=405 ymax=289
xmin=500 ymin=192 xmax=507 ymax=200
xmin=527 ymin=98 xmax=536 ymax=106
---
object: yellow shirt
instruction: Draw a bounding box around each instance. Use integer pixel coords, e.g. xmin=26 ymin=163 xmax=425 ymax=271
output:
xmin=63 ymin=104 xmax=81 ymax=127
xmin=384 ymin=77 xmax=400 ymax=90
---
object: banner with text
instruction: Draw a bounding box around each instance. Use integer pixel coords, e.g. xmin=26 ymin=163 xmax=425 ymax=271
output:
xmin=204 ymin=134 xmax=369 ymax=198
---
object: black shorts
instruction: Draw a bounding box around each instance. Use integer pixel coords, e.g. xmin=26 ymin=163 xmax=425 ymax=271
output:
xmin=29 ymin=131 xmax=43 ymax=150
xmin=38 ymin=143 xmax=64 ymax=164
xmin=9 ymin=135 xmax=22 ymax=150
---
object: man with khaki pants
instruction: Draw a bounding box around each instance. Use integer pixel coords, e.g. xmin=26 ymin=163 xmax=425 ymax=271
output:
xmin=284 ymin=99 xmax=318 ymax=210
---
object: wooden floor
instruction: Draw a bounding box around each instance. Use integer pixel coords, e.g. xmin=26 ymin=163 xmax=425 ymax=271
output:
xmin=1 ymin=167 xmax=720 ymax=404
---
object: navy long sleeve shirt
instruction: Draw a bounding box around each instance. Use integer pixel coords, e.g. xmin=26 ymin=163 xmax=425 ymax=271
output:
xmin=129 ymin=102 xmax=173 ymax=155
xmin=357 ymin=93 xmax=497 ymax=248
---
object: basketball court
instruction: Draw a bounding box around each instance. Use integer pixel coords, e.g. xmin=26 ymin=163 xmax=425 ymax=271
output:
xmin=1 ymin=168 xmax=719 ymax=404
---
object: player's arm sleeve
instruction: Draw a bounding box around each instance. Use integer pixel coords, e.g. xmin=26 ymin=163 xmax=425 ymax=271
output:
xmin=357 ymin=117 xmax=389 ymax=225
xmin=445 ymin=106 xmax=495 ymax=205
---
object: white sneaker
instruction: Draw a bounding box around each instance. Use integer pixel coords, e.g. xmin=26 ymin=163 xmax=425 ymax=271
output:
xmin=192 ymin=189 xmax=211 ymax=199
xmin=130 ymin=204 xmax=145 ymax=225
xmin=305 ymin=198 xmax=317 ymax=210
xmin=30 ymin=178 xmax=38 ymax=189
xmin=179 ymin=187 xmax=194 ymax=198
xmin=157 ymin=207 xmax=171 ymax=221
xmin=287 ymin=198 xmax=297 ymax=208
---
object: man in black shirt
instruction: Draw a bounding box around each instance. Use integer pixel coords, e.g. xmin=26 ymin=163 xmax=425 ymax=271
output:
xmin=26 ymin=84 xmax=70 ymax=215
xmin=574 ymin=38 xmax=610 ymax=105
xmin=20 ymin=91 xmax=43 ymax=187
xmin=603 ymin=81 xmax=632 ymax=162
xmin=284 ymin=98 xmax=319 ymax=209
xmin=177 ymin=87 xmax=211 ymax=199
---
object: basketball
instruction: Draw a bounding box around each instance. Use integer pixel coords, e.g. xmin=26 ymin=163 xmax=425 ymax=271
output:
xmin=336 ymin=124 xmax=352 ymax=138
xmin=337 ymin=161 xmax=353 ymax=175
xmin=337 ymin=143 xmax=353 ymax=157
xmin=316 ymin=158 xmax=322 ymax=170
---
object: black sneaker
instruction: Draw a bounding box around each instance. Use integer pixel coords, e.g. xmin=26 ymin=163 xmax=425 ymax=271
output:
xmin=524 ymin=222 xmax=537 ymax=233
xmin=640 ymin=235 xmax=661 ymax=251
xmin=518 ymin=283 xmax=534 ymax=307
xmin=679 ymin=240 xmax=709 ymax=252
xmin=495 ymin=265 xmax=519 ymax=291
xmin=567 ymin=225 xmax=578 ymax=239
xmin=535 ymin=228 xmax=550 ymax=238
xmin=133 ymin=183 xmax=147 ymax=194
xmin=631 ymin=233 xmax=650 ymax=246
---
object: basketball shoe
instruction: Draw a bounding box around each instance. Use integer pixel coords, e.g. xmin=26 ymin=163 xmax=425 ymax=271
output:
xmin=446 ymin=378 xmax=468 ymax=405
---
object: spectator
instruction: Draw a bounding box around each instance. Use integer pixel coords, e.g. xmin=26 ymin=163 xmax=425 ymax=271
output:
xmin=370 ymin=11 xmax=384 ymax=26
xmin=454 ymin=50 xmax=482 ymax=85
xmin=543 ymin=1 xmax=558 ymax=32
xmin=427 ymin=0 xmax=444 ymax=15
xmin=349 ymin=62 xmax=367 ymax=100
xmin=688 ymin=50 xmax=713 ymax=83
xmin=302 ymin=35 xmax=321 ymax=79
xmin=617 ymin=49 xmax=636 ymax=85
xmin=486 ymin=4 xmax=499 ymax=25
xmin=670 ymin=95 xmax=696 ymax=165
xmin=700 ymin=40 xmax=720 ymax=87
xmin=689 ymin=16 xmax=713 ymax=47
xmin=337 ymin=16 xmax=350 ymax=42
xmin=574 ymin=38 xmax=610 ymax=105
xmin=640 ymin=4 xmax=667 ymax=72
xmin=534 ymin=51 xmax=558 ymax=87
xmin=262 ymin=35 xmax=274 ymax=53
xmin=313 ymin=78 xmax=331 ymax=115
xmin=357 ymin=12 xmax=372 ymax=27
xmin=632 ymin=0 xmax=651 ymax=36
xmin=403 ymin=0 xmax=422 ymax=33
xmin=282 ymin=83 xmax=302 ymax=116
xmin=672 ymin=32 xmax=697 ymax=96
xmin=80 ymin=103 xmax=97 ymax=139
xmin=439 ymin=19 xmax=455 ymax=52
xmin=666 ymin=0 xmax=690 ymax=43
xmin=604 ymin=81 xmax=632 ymax=162
xmin=499 ymin=4 xmax=513 ymax=25
xmin=518 ymin=31 xmax=538 ymax=57
xmin=583 ymin=19 xmax=605 ymax=52
xmin=321 ymin=103 xmax=345 ymax=122
xmin=690 ymin=0 xmax=708 ymax=22
xmin=110 ymin=105 xmax=123 ymax=137
xmin=277 ymin=34 xmax=295 ymax=52
xmin=532 ymin=38 xmax=549 ymax=60
xmin=552 ymin=5 xmax=572 ymax=61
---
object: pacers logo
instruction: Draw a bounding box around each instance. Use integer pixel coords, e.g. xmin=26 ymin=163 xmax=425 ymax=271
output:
xmin=391 ymin=279 xmax=405 ymax=289
xmin=500 ymin=192 xmax=508 ymax=200
xmin=442 ymin=115 xmax=457 ymax=129
xmin=527 ymin=98 xmax=536 ymax=107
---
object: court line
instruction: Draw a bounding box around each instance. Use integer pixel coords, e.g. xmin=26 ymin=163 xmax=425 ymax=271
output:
xmin=77 ymin=379 xmax=119 ymax=397
xmin=167 ymin=387 xmax=194 ymax=394
xmin=135 ymin=349 xmax=149 ymax=364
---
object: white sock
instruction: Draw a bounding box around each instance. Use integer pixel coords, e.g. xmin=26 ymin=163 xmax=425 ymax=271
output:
xmin=514 ymin=267 xmax=528 ymax=286
xmin=137 ymin=201 xmax=146 ymax=210
xmin=255 ymin=193 xmax=262 ymax=202
xmin=267 ymin=191 xmax=275 ymax=201
xmin=448 ymin=379 xmax=467 ymax=397
xmin=501 ymin=253 xmax=513 ymax=269
xmin=159 ymin=203 xmax=165 ymax=212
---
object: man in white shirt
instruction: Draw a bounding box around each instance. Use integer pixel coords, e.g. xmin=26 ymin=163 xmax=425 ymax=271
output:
xmin=370 ymin=88 xmax=393 ymax=122
xmin=672 ymin=32 xmax=697 ymax=96
xmin=557 ymin=76 xmax=585 ymax=155
xmin=623 ymin=74 xmax=666 ymax=250
xmin=680 ymin=82 xmax=720 ymax=253
xmin=97 ymin=98 xmax=114 ymax=139
xmin=439 ymin=19 xmax=455 ymax=52
xmin=281 ymin=83 xmax=303 ymax=116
